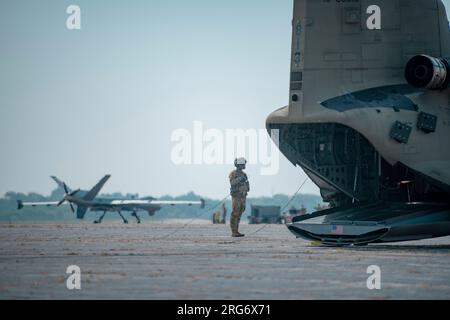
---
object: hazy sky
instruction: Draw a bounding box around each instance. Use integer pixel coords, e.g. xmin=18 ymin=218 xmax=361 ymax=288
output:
xmin=1 ymin=0 xmax=449 ymax=199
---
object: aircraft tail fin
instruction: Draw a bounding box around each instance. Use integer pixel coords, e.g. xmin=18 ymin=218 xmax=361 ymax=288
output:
xmin=51 ymin=176 xmax=72 ymax=193
xmin=82 ymin=175 xmax=111 ymax=201
xmin=76 ymin=206 xmax=88 ymax=219
xmin=17 ymin=200 xmax=23 ymax=210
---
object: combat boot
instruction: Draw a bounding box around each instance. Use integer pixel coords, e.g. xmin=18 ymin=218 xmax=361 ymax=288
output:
xmin=230 ymin=216 xmax=242 ymax=237
xmin=232 ymin=232 xmax=245 ymax=238
xmin=233 ymin=214 xmax=245 ymax=237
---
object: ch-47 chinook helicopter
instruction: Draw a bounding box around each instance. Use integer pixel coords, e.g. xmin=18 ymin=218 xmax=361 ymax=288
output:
xmin=266 ymin=0 xmax=450 ymax=245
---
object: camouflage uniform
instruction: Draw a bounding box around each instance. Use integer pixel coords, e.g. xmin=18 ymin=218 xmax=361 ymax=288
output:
xmin=229 ymin=169 xmax=250 ymax=236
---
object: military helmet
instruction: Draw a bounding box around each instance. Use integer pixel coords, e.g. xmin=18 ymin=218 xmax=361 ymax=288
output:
xmin=234 ymin=157 xmax=247 ymax=168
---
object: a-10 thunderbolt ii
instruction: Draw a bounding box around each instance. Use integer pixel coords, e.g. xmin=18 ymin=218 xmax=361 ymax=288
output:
xmin=17 ymin=175 xmax=205 ymax=224
xmin=266 ymin=0 xmax=450 ymax=245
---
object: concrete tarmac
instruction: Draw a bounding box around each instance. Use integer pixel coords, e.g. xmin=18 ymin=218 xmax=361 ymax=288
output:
xmin=0 ymin=221 xmax=450 ymax=299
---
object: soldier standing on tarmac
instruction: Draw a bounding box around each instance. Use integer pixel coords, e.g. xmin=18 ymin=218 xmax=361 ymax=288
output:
xmin=229 ymin=158 xmax=250 ymax=237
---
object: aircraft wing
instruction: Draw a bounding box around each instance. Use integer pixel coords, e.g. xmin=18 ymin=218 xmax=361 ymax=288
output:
xmin=149 ymin=200 xmax=205 ymax=208
xmin=108 ymin=199 xmax=205 ymax=208
xmin=17 ymin=200 xmax=67 ymax=210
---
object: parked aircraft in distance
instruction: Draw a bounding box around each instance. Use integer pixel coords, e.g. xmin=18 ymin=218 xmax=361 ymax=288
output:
xmin=18 ymin=175 xmax=205 ymax=224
